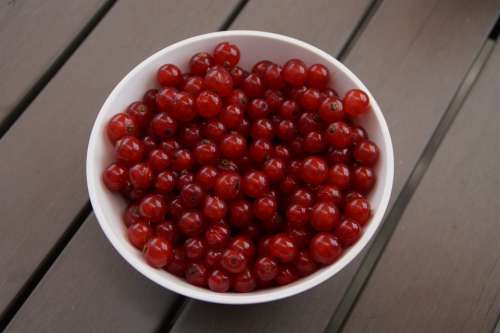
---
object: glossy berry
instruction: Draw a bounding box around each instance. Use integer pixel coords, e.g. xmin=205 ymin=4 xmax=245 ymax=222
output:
xmin=193 ymin=140 xmax=219 ymax=165
xmin=208 ymin=269 xmax=231 ymax=292
xmin=233 ymin=268 xmax=256 ymax=292
xmin=203 ymin=120 xmax=226 ymax=143
xmin=185 ymin=262 xmax=208 ymax=286
xmin=220 ymin=133 xmax=247 ymax=159
xmin=172 ymin=149 xmax=194 ymax=171
xmin=180 ymin=183 xmax=204 ymax=208
xmin=142 ymin=89 xmax=158 ymax=112
xmin=275 ymin=266 xmax=298 ymax=285
xmin=214 ymin=42 xmax=240 ymax=67
xmin=205 ymin=250 xmax=223 ymax=268
xmin=195 ymin=166 xmax=218 ymax=191
xmin=326 ymin=121 xmax=353 ymax=149
xmin=170 ymin=91 xmax=196 ymax=122
xmin=242 ymin=171 xmax=269 ymax=198
xmin=249 ymin=139 xmax=272 ymax=164
xmin=230 ymin=67 xmax=248 ymax=88
xmin=319 ymin=96 xmax=344 ymax=123
xmin=182 ymin=76 xmax=204 ymax=96
xmin=336 ymin=219 xmax=362 ymax=246
xmin=226 ymin=89 xmax=249 ymax=110
xmin=156 ymin=221 xmax=177 ymax=243
xmin=123 ymin=204 xmax=148 ymax=227
xmin=196 ymin=90 xmax=222 ymax=118
xmin=353 ymin=140 xmax=379 ymax=166
xmin=283 ymin=59 xmax=307 ymax=87
xmin=327 ymin=163 xmax=351 ymax=189
xmin=254 ymin=256 xmax=279 ymax=281
xmin=139 ymin=194 xmax=167 ymax=223
xmin=310 ymin=232 xmax=342 ymax=265
xmin=204 ymin=65 xmax=233 ymax=97
xmin=230 ymin=236 xmax=256 ymax=259
xmin=129 ymin=163 xmax=153 ymax=189
xmin=301 ymin=88 xmax=322 ymax=111
xmin=263 ymin=157 xmax=286 ymax=182
xmin=157 ymin=64 xmax=182 ymax=87
xmin=165 ymin=248 xmax=188 ymax=277
xmin=269 ymin=234 xmax=297 ymax=263
xmin=316 ymin=185 xmax=343 ymax=206
xmin=243 ymin=73 xmax=265 ymax=98
xmin=148 ymin=149 xmax=170 ymax=173
xmin=189 ymin=52 xmax=214 ymax=76
xmin=203 ymin=195 xmax=227 ymax=222
xmin=279 ymin=100 xmax=300 ymax=120
xmin=126 ymin=102 xmax=151 ymax=132
xmin=103 ymin=163 xmax=128 ymax=191
xmin=307 ymin=64 xmax=330 ymax=89
xmin=214 ymin=172 xmax=241 ymax=200
xmin=301 ymin=156 xmax=328 ymax=185
xmin=264 ymin=63 xmax=285 ymax=89
xmin=116 ymin=136 xmax=145 ymax=166
xmin=219 ymin=105 xmax=243 ymax=129
xmin=205 ymin=224 xmax=230 ymax=250
xmin=345 ymin=197 xmax=371 ymax=224
xmin=220 ymin=248 xmax=247 ymax=273
xmin=178 ymin=211 xmax=204 ymax=237
xmin=310 ymin=201 xmax=340 ymax=231
xmin=127 ymin=223 xmax=153 ymax=249
xmin=229 ymin=199 xmax=253 ymax=228
xmin=304 ymin=131 xmax=326 ymax=153
xmin=286 ymin=204 xmax=309 ymax=228
xmin=253 ymin=197 xmax=277 ymax=221
xmin=144 ymin=237 xmax=173 ymax=268
xmin=251 ymin=119 xmax=274 ymax=141
xmin=248 ymin=98 xmax=270 ymax=119
xmin=352 ymin=166 xmax=376 ymax=193
xmin=156 ymin=87 xmax=177 ymax=112
xmin=344 ymin=89 xmax=370 ymax=117
xmin=184 ymin=238 xmax=206 ymax=260
xmin=294 ymin=250 xmax=318 ymax=277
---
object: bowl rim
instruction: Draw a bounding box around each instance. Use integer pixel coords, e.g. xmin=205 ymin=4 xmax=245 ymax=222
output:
xmin=87 ymin=30 xmax=394 ymax=304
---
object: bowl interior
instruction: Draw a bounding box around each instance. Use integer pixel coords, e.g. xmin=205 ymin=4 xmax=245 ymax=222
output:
xmin=87 ymin=31 xmax=393 ymax=304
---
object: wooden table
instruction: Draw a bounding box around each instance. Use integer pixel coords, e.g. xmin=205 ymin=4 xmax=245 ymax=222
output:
xmin=1 ymin=0 xmax=500 ymax=332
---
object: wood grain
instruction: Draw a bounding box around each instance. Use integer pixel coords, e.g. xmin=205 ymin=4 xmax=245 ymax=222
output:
xmin=343 ymin=41 xmax=500 ymax=333
xmin=5 ymin=215 xmax=177 ymax=333
xmin=0 ymin=0 xmax=238 ymax=324
xmin=170 ymin=0 xmax=499 ymax=332
xmin=0 ymin=0 xmax=106 ymax=124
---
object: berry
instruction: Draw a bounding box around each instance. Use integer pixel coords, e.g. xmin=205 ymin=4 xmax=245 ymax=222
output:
xmin=310 ymin=233 xmax=342 ymax=265
xmin=139 ymin=194 xmax=167 ymax=223
xmin=220 ymin=248 xmax=247 ymax=273
xmin=344 ymin=89 xmax=370 ymax=116
xmin=190 ymin=52 xmax=214 ymax=76
xmin=301 ymin=156 xmax=328 ymax=185
xmin=345 ymin=197 xmax=371 ymax=224
xmin=203 ymin=195 xmax=227 ymax=222
xmin=353 ymin=140 xmax=379 ymax=166
xmin=178 ymin=211 xmax=204 ymax=237
xmin=352 ymin=166 xmax=375 ymax=193
xmin=213 ymin=42 xmax=240 ymax=67
xmin=242 ymin=171 xmax=269 ymax=198
xmin=103 ymin=163 xmax=128 ymax=191
xmin=185 ymin=262 xmax=208 ymax=286
xmin=283 ymin=59 xmax=307 ymax=87
xmin=157 ymin=64 xmax=182 ymax=87
xmin=204 ymin=65 xmax=233 ymax=97
xmin=310 ymin=202 xmax=340 ymax=231
xmin=208 ymin=269 xmax=231 ymax=292
xmin=336 ymin=219 xmax=362 ymax=246
xmin=127 ymin=223 xmax=153 ymax=249
xmin=196 ymin=90 xmax=222 ymax=118
xmin=214 ymin=172 xmax=241 ymax=200
xmin=144 ymin=237 xmax=173 ymax=268
xmin=269 ymin=234 xmax=297 ymax=263
xmin=254 ymin=257 xmax=279 ymax=281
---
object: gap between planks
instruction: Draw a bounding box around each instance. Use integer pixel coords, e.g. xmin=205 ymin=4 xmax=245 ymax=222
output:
xmin=0 ymin=0 xmax=117 ymax=140
xmin=325 ymin=20 xmax=500 ymax=333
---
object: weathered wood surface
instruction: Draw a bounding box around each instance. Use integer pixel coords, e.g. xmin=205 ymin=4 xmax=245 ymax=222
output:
xmin=0 ymin=0 xmax=239 ymax=324
xmin=0 ymin=0 xmax=107 ymax=124
xmin=343 ymin=41 xmax=500 ymax=333
xmin=170 ymin=0 xmax=499 ymax=332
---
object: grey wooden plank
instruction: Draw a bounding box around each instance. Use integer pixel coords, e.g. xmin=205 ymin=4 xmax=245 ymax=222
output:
xmin=0 ymin=0 xmax=238 ymax=324
xmin=0 ymin=0 xmax=106 ymax=124
xmin=343 ymin=41 xmax=500 ymax=333
xmin=5 ymin=215 xmax=176 ymax=333
xmin=170 ymin=0 xmax=499 ymax=332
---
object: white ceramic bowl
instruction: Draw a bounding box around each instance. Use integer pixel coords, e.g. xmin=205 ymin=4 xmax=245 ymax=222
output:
xmin=87 ymin=31 xmax=394 ymax=304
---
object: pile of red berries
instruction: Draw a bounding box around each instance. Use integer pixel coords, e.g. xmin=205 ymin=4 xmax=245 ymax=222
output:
xmin=102 ymin=42 xmax=379 ymax=293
